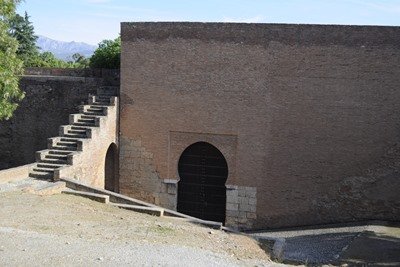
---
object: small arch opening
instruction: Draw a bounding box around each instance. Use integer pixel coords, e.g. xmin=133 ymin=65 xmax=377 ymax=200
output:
xmin=105 ymin=143 xmax=119 ymax=192
xmin=177 ymin=141 xmax=228 ymax=223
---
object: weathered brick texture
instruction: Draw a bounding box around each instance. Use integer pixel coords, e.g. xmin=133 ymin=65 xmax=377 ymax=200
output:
xmin=120 ymin=22 xmax=400 ymax=229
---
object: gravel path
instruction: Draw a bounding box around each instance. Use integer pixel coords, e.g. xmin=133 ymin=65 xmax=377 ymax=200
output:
xmin=0 ymin=226 xmax=254 ymax=267
xmin=0 ymin=179 xmax=284 ymax=267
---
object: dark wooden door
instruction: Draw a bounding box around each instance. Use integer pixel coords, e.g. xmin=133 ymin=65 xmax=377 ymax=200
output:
xmin=177 ymin=142 xmax=228 ymax=223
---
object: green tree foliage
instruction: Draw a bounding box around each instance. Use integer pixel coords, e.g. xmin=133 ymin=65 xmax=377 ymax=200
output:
xmin=0 ymin=0 xmax=24 ymax=120
xmin=28 ymin=51 xmax=69 ymax=68
xmin=90 ymin=37 xmax=120 ymax=69
xmin=71 ymin=53 xmax=90 ymax=68
xmin=21 ymin=50 xmax=89 ymax=69
xmin=8 ymin=11 xmax=38 ymax=63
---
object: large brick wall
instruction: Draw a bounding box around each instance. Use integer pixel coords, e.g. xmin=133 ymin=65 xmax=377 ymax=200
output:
xmin=120 ymin=22 xmax=400 ymax=229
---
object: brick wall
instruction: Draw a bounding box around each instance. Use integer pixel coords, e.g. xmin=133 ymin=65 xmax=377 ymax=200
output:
xmin=120 ymin=22 xmax=400 ymax=229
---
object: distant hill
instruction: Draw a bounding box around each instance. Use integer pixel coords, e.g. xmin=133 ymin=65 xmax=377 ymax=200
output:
xmin=36 ymin=35 xmax=96 ymax=61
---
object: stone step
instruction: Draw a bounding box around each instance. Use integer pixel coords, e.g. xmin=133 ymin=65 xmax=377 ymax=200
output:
xmin=40 ymin=158 xmax=68 ymax=164
xmin=91 ymin=102 xmax=110 ymax=106
xmin=68 ymin=129 xmax=86 ymax=134
xmin=62 ymin=133 xmax=87 ymax=138
xmin=70 ymin=126 xmax=90 ymax=131
xmin=73 ymin=122 xmax=95 ymax=127
xmin=29 ymin=170 xmax=53 ymax=179
xmin=97 ymin=94 xmax=115 ymax=98
xmin=97 ymin=95 xmax=112 ymax=99
xmin=45 ymin=154 xmax=68 ymax=160
xmin=57 ymin=141 xmax=78 ymax=146
xmin=48 ymin=142 xmax=78 ymax=151
xmin=87 ymin=108 xmax=104 ymax=113
xmin=60 ymin=137 xmax=80 ymax=143
xmin=89 ymin=104 xmax=105 ymax=108
xmin=94 ymin=100 xmax=110 ymax=104
xmin=77 ymin=118 xmax=95 ymax=123
xmin=80 ymin=115 xmax=97 ymax=119
xmin=96 ymin=95 xmax=111 ymax=100
xmin=33 ymin=167 xmax=55 ymax=173
xmin=49 ymin=151 xmax=76 ymax=156
xmin=37 ymin=162 xmax=65 ymax=169
xmin=62 ymin=189 xmax=110 ymax=204
xmin=93 ymin=99 xmax=110 ymax=102
xmin=111 ymin=203 xmax=164 ymax=217
xmin=83 ymin=111 xmax=104 ymax=116
xmin=53 ymin=143 xmax=77 ymax=150
xmin=48 ymin=149 xmax=74 ymax=155
xmin=93 ymin=100 xmax=110 ymax=104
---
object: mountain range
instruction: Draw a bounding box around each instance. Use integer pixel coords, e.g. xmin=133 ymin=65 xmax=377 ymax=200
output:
xmin=36 ymin=35 xmax=97 ymax=61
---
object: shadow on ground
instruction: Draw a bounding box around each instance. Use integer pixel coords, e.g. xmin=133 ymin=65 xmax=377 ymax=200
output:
xmin=252 ymin=224 xmax=400 ymax=266
xmin=280 ymin=231 xmax=358 ymax=265
xmin=339 ymin=231 xmax=400 ymax=267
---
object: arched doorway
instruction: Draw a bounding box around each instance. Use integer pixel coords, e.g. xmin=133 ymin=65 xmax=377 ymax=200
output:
xmin=177 ymin=142 xmax=228 ymax=223
xmin=105 ymin=143 xmax=118 ymax=192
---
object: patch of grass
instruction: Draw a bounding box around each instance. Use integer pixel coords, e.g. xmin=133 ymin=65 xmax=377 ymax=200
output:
xmin=149 ymin=225 xmax=175 ymax=235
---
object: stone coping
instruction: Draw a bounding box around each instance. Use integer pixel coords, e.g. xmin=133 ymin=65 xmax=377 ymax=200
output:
xmin=121 ymin=22 xmax=400 ymax=47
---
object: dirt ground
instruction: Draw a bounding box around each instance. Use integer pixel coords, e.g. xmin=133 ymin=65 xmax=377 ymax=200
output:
xmin=0 ymin=190 xmax=280 ymax=266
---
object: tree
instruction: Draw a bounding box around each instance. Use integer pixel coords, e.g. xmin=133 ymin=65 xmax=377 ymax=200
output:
xmin=90 ymin=37 xmax=120 ymax=69
xmin=0 ymin=0 xmax=24 ymax=120
xmin=8 ymin=11 xmax=38 ymax=63
xmin=27 ymin=51 xmax=71 ymax=68
xmin=72 ymin=53 xmax=90 ymax=68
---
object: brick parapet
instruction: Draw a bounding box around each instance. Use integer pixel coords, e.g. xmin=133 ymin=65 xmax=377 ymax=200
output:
xmin=121 ymin=22 xmax=400 ymax=48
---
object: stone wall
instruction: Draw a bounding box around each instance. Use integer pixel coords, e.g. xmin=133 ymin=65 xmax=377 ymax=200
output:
xmin=24 ymin=68 xmax=120 ymax=86
xmin=120 ymin=22 xmax=400 ymax=230
xmin=0 ymin=70 xmax=118 ymax=171
xmin=226 ymin=185 xmax=257 ymax=229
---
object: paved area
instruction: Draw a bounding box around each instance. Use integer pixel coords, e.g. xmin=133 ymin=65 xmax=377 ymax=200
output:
xmin=340 ymin=229 xmax=400 ymax=266
xmin=251 ymin=224 xmax=400 ymax=265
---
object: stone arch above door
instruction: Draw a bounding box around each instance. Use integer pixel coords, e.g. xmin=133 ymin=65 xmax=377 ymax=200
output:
xmin=168 ymin=131 xmax=237 ymax=185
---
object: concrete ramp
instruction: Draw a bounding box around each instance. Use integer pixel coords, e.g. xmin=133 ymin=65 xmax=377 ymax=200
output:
xmin=60 ymin=177 xmax=224 ymax=230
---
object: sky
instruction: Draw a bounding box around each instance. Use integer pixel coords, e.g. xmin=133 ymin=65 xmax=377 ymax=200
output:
xmin=17 ymin=0 xmax=400 ymax=45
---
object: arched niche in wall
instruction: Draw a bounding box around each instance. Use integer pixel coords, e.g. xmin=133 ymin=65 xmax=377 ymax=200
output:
xmin=105 ymin=142 xmax=119 ymax=192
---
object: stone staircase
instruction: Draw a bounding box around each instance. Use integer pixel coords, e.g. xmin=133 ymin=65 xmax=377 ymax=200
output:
xmin=28 ymin=86 xmax=118 ymax=180
xmin=24 ymin=85 xmax=228 ymax=231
